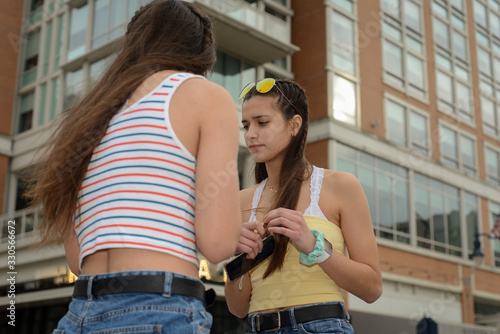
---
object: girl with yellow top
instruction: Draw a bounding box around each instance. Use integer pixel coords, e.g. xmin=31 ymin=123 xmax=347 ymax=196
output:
xmin=225 ymin=78 xmax=383 ymax=333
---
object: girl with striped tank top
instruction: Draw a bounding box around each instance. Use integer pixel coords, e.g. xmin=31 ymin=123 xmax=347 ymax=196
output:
xmin=225 ymin=79 xmax=382 ymax=333
xmin=27 ymin=1 xmax=241 ymax=333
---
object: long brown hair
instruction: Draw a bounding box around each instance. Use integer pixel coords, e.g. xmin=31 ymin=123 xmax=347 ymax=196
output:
xmin=27 ymin=0 xmax=216 ymax=245
xmin=242 ymin=79 xmax=310 ymax=278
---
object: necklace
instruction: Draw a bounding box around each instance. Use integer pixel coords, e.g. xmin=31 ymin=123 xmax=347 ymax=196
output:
xmin=267 ymin=183 xmax=279 ymax=193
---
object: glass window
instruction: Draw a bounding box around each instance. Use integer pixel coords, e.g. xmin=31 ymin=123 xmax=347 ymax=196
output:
xmin=386 ymin=100 xmax=406 ymax=146
xmin=336 ymin=143 xmax=410 ymax=244
xmin=407 ymin=53 xmax=425 ymax=96
xmin=333 ymin=75 xmax=357 ymax=125
xmin=55 ymin=15 xmax=64 ymax=68
xmin=383 ymin=40 xmax=403 ymax=78
xmin=478 ymin=47 xmax=492 ymax=74
xmin=410 ymin=111 xmax=428 ymax=154
xmin=414 ymin=173 xmax=462 ymax=256
xmin=404 ymin=0 xmax=421 ymax=32
xmin=39 ymin=84 xmax=47 ymax=126
xmin=460 ymin=135 xmax=477 ymax=175
xmin=89 ymin=56 xmax=114 ymax=87
xmin=455 ymin=81 xmax=473 ymax=120
xmin=465 ymin=193 xmax=479 ymax=254
xmin=43 ymin=20 xmax=53 ymax=76
xmin=332 ymin=11 xmax=355 ymax=75
xmin=64 ymin=68 xmax=84 ymax=109
xmin=440 ymin=125 xmax=458 ymax=168
xmin=433 ymin=18 xmax=450 ymax=48
xmin=474 ymin=0 xmax=487 ymax=27
xmin=50 ymin=77 xmax=60 ymax=120
xmin=437 ymin=71 xmax=453 ymax=111
xmin=68 ymin=4 xmax=88 ymax=61
xmin=23 ymin=30 xmax=41 ymax=86
xmin=481 ymin=96 xmax=498 ymax=135
xmin=19 ymin=92 xmax=35 ymax=133
xmin=92 ymin=0 xmax=130 ymax=49
xmin=209 ymin=51 xmax=256 ymax=102
xmin=382 ymin=0 xmax=426 ymax=97
xmin=486 ymin=147 xmax=500 ymax=186
xmin=332 ymin=0 xmax=354 ymax=13
xmin=452 ymin=31 xmax=467 ymax=60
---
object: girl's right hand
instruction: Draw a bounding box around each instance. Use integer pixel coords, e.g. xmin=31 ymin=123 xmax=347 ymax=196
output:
xmin=235 ymin=221 xmax=266 ymax=259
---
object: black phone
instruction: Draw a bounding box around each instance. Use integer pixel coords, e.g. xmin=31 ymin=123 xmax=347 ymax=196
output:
xmin=225 ymin=235 xmax=275 ymax=281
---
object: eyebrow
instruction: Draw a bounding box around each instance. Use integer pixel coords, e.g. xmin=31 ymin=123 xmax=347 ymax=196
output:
xmin=241 ymin=115 xmax=271 ymax=123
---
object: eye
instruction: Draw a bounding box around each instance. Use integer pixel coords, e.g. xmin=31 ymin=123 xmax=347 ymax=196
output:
xmin=258 ymin=121 xmax=269 ymax=126
xmin=242 ymin=124 xmax=249 ymax=131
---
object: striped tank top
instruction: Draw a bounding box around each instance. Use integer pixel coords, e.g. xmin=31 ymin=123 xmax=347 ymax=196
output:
xmin=75 ymin=72 xmax=203 ymax=270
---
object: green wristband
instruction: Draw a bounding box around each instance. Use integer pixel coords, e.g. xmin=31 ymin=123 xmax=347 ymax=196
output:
xmin=299 ymin=229 xmax=324 ymax=266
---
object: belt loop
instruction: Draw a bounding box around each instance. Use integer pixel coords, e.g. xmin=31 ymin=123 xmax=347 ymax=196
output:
xmin=288 ymin=307 xmax=299 ymax=331
xmin=340 ymin=302 xmax=350 ymax=322
xmin=162 ymin=272 xmax=172 ymax=297
xmin=87 ymin=276 xmax=95 ymax=301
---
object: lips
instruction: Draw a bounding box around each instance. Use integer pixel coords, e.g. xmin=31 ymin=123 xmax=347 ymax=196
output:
xmin=248 ymin=144 xmax=263 ymax=151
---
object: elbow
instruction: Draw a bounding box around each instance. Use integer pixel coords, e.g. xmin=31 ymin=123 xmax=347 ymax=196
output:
xmin=227 ymin=302 xmax=249 ymax=319
xmin=363 ymin=281 xmax=383 ymax=304
xmin=201 ymin=242 xmax=238 ymax=264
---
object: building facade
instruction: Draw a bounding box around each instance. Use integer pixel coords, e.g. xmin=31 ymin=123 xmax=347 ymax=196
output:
xmin=0 ymin=0 xmax=500 ymax=333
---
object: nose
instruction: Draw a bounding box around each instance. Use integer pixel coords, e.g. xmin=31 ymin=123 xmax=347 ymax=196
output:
xmin=245 ymin=125 xmax=257 ymax=141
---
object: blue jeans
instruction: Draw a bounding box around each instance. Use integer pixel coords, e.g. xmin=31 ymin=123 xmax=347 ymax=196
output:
xmin=52 ymin=271 xmax=212 ymax=334
xmin=246 ymin=302 xmax=353 ymax=334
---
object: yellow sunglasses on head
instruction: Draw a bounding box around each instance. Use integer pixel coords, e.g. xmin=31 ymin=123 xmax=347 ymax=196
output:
xmin=239 ymin=78 xmax=298 ymax=114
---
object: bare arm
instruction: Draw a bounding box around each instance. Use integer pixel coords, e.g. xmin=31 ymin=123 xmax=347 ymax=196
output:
xmin=225 ymin=190 xmax=266 ymax=318
xmin=265 ymin=172 xmax=382 ymax=303
xmin=318 ymin=172 xmax=382 ymax=303
xmin=63 ymin=227 xmax=81 ymax=276
xmin=191 ymin=81 xmax=242 ymax=264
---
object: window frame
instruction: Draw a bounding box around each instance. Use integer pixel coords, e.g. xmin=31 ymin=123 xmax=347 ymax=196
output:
xmin=438 ymin=120 xmax=478 ymax=176
xmin=384 ymin=94 xmax=431 ymax=156
xmin=381 ymin=0 xmax=429 ymax=102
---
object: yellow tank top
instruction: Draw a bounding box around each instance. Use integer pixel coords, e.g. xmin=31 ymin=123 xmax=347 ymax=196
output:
xmin=248 ymin=215 xmax=345 ymax=313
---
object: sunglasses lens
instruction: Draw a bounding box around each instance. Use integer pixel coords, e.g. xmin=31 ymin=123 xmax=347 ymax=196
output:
xmin=256 ymin=78 xmax=276 ymax=94
xmin=239 ymin=82 xmax=256 ymax=99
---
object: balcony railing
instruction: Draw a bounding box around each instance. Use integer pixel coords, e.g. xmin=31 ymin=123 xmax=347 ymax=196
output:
xmin=193 ymin=0 xmax=290 ymax=41
xmin=0 ymin=207 xmax=41 ymax=243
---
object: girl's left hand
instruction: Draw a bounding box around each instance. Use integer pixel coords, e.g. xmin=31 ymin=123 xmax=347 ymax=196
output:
xmin=264 ymin=208 xmax=316 ymax=254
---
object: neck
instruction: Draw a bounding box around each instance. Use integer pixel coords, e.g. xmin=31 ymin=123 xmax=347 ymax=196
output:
xmin=264 ymin=158 xmax=282 ymax=189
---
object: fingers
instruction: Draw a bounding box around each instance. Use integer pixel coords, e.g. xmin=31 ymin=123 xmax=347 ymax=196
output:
xmin=236 ymin=221 xmax=266 ymax=259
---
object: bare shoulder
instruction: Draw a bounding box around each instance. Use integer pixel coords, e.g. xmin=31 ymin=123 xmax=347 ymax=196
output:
xmin=322 ymin=170 xmax=363 ymax=195
xmin=177 ymin=76 xmax=235 ymax=107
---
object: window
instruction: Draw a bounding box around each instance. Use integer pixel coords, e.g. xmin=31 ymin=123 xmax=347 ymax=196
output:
xmin=89 ymin=56 xmax=113 ymax=87
xmin=474 ymin=0 xmax=500 ymax=137
xmin=433 ymin=0 xmax=473 ymax=121
xmin=23 ymin=30 xmax=41 ymax=86
xmin=92 ymin=0 xmax=147 ymax=49
xmin=29 ymin=0 xmax=45 ymax=25
xmin=209 ymin=51 xmax=256 ymax=102
xmin=67 ymin=4 xmax=88 ymax=61
xmin=465 ymin=192 xmax=479 ymax=255
xmin=54 ymin=15 xmax=64 ymax=68
xmin=439 ymin=124 xmax=477 ymax=175
xmin=50 ymin=77 xmax=60 ymax=120
xmin=64 ymin=68 xmax=84 ymax=109
xmin=332 ymin=10 xmax=356 ymax=75
xmin=485 ymin=147 xmax=500 ymax=186
xmin=43 ymin=20 xmax=53 ymax=76
xmin=331 ymin=0 xmax=358 ymax=126
xmin=381 ymin=0 xmax=427 ymax=98
xmin=489 ymin=202 xmax=500 ymax=267
xmin=386 ymin=98 xmax=429 ymax=155
xmin=336 ymin=144 xmax=410 ymax=244
xmin=414 ymin=173 xmax=462 ymax=256
xmin=333 ymin=75 xmax=357 ymax=125
xmin=18 ymin=92 xmax=35 ymax=133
